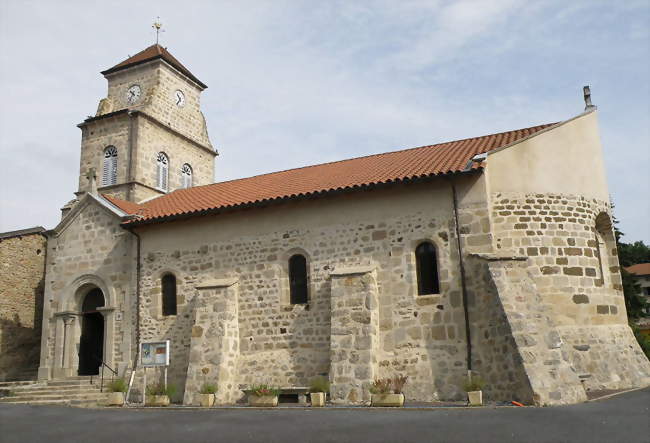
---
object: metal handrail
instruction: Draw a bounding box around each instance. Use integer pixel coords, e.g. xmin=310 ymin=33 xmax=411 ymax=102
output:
xmin=90 ymin=355 xmax=117 ymax=392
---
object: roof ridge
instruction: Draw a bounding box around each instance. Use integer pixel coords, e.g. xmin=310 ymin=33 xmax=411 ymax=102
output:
xmin=101 ymin=44 xmax=207 ymax=89
xmin=164 ymin=121 xmax=557 ymax=195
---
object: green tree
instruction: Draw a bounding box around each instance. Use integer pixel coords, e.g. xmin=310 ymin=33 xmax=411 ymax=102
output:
xmin=611 ymin=210 xmax=649 ymax=319
xmin=618 ymin=240 xmax=650 ymax=267
xmin=620 ymin=268 xmax=647 ymax=319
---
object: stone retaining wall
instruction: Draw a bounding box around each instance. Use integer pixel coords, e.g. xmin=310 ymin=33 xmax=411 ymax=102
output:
xmin=0 ymin=230 xmax=46 ymax=381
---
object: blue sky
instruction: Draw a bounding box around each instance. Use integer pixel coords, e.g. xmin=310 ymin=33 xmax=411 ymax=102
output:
xmin=0 ymin=0 xmax=648 ymax=242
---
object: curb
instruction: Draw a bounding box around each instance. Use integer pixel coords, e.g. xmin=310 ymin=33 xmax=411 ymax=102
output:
xmin=586 ymin=386 xmax=647 ymax=403
xmin=111 ymin=404 xmax=518 ymax=411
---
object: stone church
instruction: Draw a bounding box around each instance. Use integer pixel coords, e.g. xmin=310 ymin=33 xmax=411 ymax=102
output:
xmin=3 ymin=44 xmax=649 ymax=406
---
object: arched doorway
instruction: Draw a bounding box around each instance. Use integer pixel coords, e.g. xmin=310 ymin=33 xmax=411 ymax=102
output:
xmin=78 ymin=288 xmax=105 ymax=375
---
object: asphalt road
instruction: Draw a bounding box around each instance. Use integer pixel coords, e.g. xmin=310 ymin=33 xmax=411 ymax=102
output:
xmin=1 ymin=388 xmax=648 ymax=443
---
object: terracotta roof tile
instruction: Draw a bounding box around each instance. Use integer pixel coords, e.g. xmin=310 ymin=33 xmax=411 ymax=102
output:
xmin=625 ymin=263 xmax=650 ymax=276
xmin=101 ymin=44 xmax=207 ymax=89
xmin=105 ymin=196 xmax=143 ymax=216
xmin=105 ymin=122 xmax=556 ymax=225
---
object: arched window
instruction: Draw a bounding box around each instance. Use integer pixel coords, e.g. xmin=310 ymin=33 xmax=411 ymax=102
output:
xmin=156 ymin=152 xmax=169 ymax=191
xmin=415 ymin=241 xmax=439 ymax=295
xmin=595 ymin=212 xmax=614 ymax=287
xmin=289 ymin=254 xmax=308 ymax=304
xmin=102 ymin=146 xmax=118 ymax=186
xmin=181 ymin=163 xmax=193 ymax=188
xmin=161 ymin=274 xmax=177 ymax=316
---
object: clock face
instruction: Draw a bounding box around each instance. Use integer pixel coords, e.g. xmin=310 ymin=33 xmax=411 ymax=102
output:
xmin=126 ymin=85 xmax=141 ymax=104
xmin=174 ymin=90 xmax=185 ymax=107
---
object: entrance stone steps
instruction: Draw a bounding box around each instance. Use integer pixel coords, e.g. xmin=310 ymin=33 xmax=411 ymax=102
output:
xmin=0 ymin=376 xmax=109 ymax=408
xmin=2 ymin=386 xmax=105 ymax=395
xmin=0 ymin=370 xmax=39 ymax=383
xmin=0 ymin=380 xmax=37 ymax=388
xmin=0 ymin=392 xmax=107 ymax=403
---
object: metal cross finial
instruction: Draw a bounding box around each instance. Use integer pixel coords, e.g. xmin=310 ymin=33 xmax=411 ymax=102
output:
xmin=152 ymin=17 xmax=164 ymax=45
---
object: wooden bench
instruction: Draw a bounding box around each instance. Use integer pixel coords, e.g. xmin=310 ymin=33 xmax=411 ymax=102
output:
xmin=241 ymin=386 xmax=310 ymax=404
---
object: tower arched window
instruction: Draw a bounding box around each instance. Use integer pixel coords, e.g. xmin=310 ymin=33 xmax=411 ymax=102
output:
xmin=156 ymin=152 xmax=169 ymax=191
xmin=181 ymin=163 xmax=193 ymax=188
xmin=289 ymin=254 xmax=308 ymax=304
xmin=102 ymin=146 xmax=118 ymax=186
xmin=161 ymin=273 xmax=177 ymax=316
xmin=415 ymin=241 xmax=440 ymax=295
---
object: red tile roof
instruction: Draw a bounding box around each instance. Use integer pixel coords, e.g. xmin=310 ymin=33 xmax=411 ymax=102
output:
xmin=101 ymin=44 xmax=207 ymax=89
xmin=625 ymin=263 xmax=650 ymax=276
xmin=106 ymin=196 xmax=142 ymax=215
xmin=104 ymin=122 xmax=556 ymax=226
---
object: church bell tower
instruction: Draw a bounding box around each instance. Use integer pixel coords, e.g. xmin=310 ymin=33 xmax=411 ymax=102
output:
xmin=75 ymin=43 xmax=216 ymax=203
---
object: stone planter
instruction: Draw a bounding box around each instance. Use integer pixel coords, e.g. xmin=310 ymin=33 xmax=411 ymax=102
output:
xmin=467 ymin=390 xmax=483 ymax=406
xmin=106 ymin=392 xmax=125 ymax=406
xmin=248 ymin=395 xmax=278 ymax=407
xmin=146 ymin=395 xmax=170 ymax=407
xmin=199 ymin=393 xmax=215 ymax=407
xmin=310 ymin=392 xmax=326 ymax=407
xmin=371 ymin=393 xmax=405 ymax=407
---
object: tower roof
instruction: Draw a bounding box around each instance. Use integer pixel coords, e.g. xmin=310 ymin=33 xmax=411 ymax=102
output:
xmin=101 ymin=44 xmax=207 ymax=89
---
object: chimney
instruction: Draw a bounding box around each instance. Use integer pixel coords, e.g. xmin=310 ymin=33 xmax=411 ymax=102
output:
xmin=583 ymin=85 xmax=596 ymax=111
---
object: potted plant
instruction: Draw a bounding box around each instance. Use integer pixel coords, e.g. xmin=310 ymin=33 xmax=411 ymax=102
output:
xmin=105 ymin=378 xmax=128 ymax=406
xmin=146 ymin=382 xmax=176 ymax=406
xmin=248 ymin=383 xmax=280 ymax=407
xmin=462 ymin=374 xmax=486 ymax=406
xmin=308 ymin=376 xmax=329 ymax=407
xmin=198 ymin=382 xmax=218 ymax=407
xmin=370 ymin=374 xmax=408 ymax=407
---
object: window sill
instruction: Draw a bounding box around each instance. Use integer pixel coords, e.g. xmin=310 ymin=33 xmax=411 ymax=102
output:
xmin=282 ymin=303 xmax=310 ymax=312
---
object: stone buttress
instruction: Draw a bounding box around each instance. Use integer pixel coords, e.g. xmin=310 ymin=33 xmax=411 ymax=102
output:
xmin=183 ymin=278 xmax=240 ymax=405
xmin=329 ymin=266 xmax=380 ymax=404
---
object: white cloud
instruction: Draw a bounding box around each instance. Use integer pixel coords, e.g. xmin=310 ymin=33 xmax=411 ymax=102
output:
xmin=0 ymin=0 xmax=648 ymax=242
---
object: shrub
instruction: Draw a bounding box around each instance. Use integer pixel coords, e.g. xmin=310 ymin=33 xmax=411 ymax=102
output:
xmin=369 ymin=375 xmax=409 ymax=395
xmin=200 ymin=383 xmax=218 ymax=395
xmin=392 ymin=375 xmax=408 ymax=394
xmin=462 ymin=374 xmax=486 ymax=392
xmin=106 ymin=378 xmax=128 ymax=393
xmin=250 ymin=383 xmax=280 ymax=397
xmin=309 ymin=376 xmax=330 ymax=393
xmin=631 ymin=322 xmax=650 ymax=359
xmin=369 ymin=378 xmax=392 ymax=395
xmin=146 ymin=382 xmax=176 ymax=397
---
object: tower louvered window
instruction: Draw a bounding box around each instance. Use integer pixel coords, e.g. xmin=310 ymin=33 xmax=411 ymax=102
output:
xmin=181 ymin=163 xmax=193 ymax=188
xmin=156 ymin=152 xmax=169 ymax=191
xmin=102 ymin=146 xmax=118 ymax=186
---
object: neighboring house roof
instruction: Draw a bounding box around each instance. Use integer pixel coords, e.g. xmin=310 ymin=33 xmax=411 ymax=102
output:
xmin=105 ymin=122 xmax=555 ymax=226
xmin=625 ymin=263 xmax=650 ymax=276
xmin=101 ymin=44 xmax=207 ymax=89
xmin=0 ymin=226 xmax=46 ymax=240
